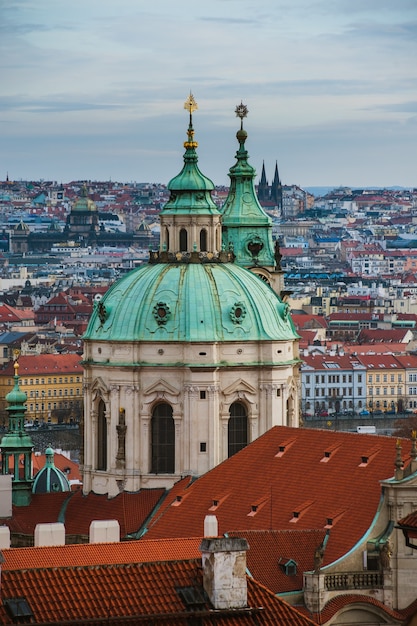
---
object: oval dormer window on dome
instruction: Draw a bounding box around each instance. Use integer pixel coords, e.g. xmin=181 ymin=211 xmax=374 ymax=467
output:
xmin=153 ymin=302 xmax=171 ymax=325
xmin=230 ymin=302 xmax=247 ymax=325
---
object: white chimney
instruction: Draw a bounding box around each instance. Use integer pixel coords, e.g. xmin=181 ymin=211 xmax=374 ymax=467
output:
xmin=199 ymin=536 xmax=249 ymax=609
xmin=0 ymin=526 xmax=11 ymax=549
xmin=89 ymin=520 xmax=120 ymax=543
xmin=0 ymin=476 xmax=12 ymax=519
xmin=34 ymin=522 xmax=65 ymax=547
xmin=204 ymin=515 xmax=218 ymax=537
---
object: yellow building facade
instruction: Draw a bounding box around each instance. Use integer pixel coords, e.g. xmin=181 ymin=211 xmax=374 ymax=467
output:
xmin=0 ymin=354 xmax=83 ymax=426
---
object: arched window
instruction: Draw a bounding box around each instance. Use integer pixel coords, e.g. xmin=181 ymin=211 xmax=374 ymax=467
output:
xmin=151 ymin=403 xmax=175 ymax=473
xmin=228 ymin=402 xmax=248 ymax=457
xmin=96 ymin=399 xmax=107 ymax=471
xmin=165 ymin=227 xmax=170 ymax=251
xmin=179 ymin=228 xmax=188 ymax=252
xmin=200 ymin=228 xmax=207 ymax=252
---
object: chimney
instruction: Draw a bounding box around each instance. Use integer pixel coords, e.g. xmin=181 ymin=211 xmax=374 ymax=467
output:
xmin=89 ymin=520 xmax=120 ymax=543
xmin=199 ymin=535 xmax=249 ymax=609
xmin=0 ymin=476 xmax=12 ymax=519
xmin=0 ymin=526 xmax=10 ymax=550
xmin=204 ymin=514 xmax=218 ymax=537
xmin=34 ymin=522 xmax=65 ymax=547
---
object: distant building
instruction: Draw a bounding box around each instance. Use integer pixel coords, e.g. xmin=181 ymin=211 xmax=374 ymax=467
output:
xmin=0 ymin=354 xmax=83 ymax=425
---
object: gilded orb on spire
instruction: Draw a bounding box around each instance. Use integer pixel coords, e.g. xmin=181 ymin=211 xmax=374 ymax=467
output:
xmin=13 ymin=348 xmax=20 ymax=375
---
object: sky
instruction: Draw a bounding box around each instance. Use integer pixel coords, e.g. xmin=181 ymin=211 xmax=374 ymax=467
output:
xmin=1 ymin=0 xmax=416 ymax=188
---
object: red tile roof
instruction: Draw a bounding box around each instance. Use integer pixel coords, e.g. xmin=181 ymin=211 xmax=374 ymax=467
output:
xmin=291 ymin=314 xmax=328 ymax=329
xmin=227 ymin=529 xmax=327 ymax=594
xmin=0 ymin=541 xmax=318 ymax=625
xmin=1 ymin=353 xmax=82 ymax=376
xmin=1 ymin=537 xmax=202 ymax=570
xmin=5 ymin=489 xmax=166 ymax=539
xmin=0 ymin=303 xmax=35 ymax=323
xmin=357 ymin=328 xmax=411 ymax=344
xmin=143 ymin=426 xmax=412 ymax=569
xmin=302 ymin=353 xmax=363 ymax=370
xmin=343 ymin=343 xmax=408 ymax=355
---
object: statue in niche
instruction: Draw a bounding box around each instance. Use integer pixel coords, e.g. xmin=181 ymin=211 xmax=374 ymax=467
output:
xmin=116 ymin=408 xmax=127 ymax=468
xmin=380 ymin=541 xmax=392 ymax=570
xmin=274 ymin=240 xmax=283 ymax=270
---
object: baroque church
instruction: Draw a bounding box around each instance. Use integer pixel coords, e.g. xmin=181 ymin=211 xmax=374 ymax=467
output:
xmin=81 ymin=97 xmax=300 ymax=496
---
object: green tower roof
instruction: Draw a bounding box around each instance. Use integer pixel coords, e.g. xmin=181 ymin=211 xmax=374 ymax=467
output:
xmin=221 ymin=103 xmax=276 ymax=269
xmin=1 ymin=360 xmax=33 ymax=506
xmin=161 ymin=94 xmax=220 ymax=216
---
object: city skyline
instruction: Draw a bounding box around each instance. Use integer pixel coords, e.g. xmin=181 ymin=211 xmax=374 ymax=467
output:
xmin=1 ymin=0 xmax=416 ymax=188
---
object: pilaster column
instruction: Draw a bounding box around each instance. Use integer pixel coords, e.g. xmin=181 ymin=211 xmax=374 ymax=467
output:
xmin=183 ymin=384 xmax=199 ymax=473
xmin=173 ymin=411 xmax=182 ymax=475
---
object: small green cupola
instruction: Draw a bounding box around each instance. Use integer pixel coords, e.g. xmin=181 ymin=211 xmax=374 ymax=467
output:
xmin=221 ymin=103 xmax=284 ymax=295
xmin=32 ymin=446 xmax=71 ymax=494
xmin=158 ymin=93 xmax=223 ymax=258
xmin=0 ymin=358 xmax=34 ymax=506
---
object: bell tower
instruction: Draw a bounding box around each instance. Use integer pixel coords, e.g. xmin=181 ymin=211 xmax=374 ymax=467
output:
xmin=0 ymin=354 xmax=34 ymax=506
xmin=158 ymin=94 xmax=222 ymax=259
xmin=221 ymin=103 xmax=284 ymax=295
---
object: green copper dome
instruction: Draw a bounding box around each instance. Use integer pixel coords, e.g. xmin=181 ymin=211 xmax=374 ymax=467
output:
xmin=6 ymin=376 xmax=27 ymax=407
xmin=83 ymin=262 xmax=297 ymax=343
xmin=32 ymin=447 xmax=71 ymax=494
xmin=72 ymin=184 xmax=97 ymax=213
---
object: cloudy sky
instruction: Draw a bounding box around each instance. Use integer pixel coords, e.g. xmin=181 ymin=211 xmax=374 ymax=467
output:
xmin=1 ymin=0 xmax=416 ymax=188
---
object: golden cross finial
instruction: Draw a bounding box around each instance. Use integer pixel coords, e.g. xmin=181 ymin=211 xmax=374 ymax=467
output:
xmin=184 ymin=92 xmax=198 ymax=114
xmin=183 ymin=92 xmax=198 ymax=149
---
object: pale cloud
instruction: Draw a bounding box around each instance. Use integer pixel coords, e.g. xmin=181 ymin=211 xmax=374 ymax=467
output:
xmin=0 ymin=0 xmax=416 ymax=186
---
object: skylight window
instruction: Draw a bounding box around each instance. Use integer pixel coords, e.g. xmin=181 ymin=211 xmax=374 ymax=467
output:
xmin=176 ymin=586 xmax=207 ymax=610
xmin=4 ymin=598 xmax=34 ymax=623
xmin=323 ymin=362 xmax=341 ymax=369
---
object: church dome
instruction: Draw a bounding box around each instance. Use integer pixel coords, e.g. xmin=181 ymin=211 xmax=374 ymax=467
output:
xmin=14 ymin=219 xmax=29 ymax=232
xmin=32 ymin=447 xmax=71 ymax=494
xmin=72 ymin=184 xmax=97 ymax=213
xmin=83 ymin=261 xmax=297 ymax=343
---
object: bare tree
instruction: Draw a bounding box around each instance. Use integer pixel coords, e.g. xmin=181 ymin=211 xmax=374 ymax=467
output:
xmin=393 ymin=416 xmax=417 ymax=438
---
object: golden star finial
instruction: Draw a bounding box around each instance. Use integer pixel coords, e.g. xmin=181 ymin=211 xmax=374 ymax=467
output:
xmin=235 ymin=101 xmax=248 ymax=130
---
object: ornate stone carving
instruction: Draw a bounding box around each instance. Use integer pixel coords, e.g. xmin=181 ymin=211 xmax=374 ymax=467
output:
xmin=116 ymin=408 xmax=127 ymax=468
